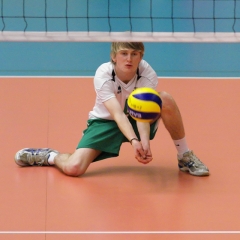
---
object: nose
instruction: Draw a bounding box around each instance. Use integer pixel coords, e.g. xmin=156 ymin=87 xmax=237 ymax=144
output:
xmin=127 ymin=54 xmax=132 ymax=61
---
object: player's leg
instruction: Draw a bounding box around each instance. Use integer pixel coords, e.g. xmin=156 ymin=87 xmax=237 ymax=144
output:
xmin=54 ymin=148 xmax=101 ymax=177
xmin=159 ymin=91 xmax=209 ymax=176
xmin=159 ymin=91 xmax=185 ymax=140
xmin=14 ymin=147 xmax=101 ymax=177
xmin=14 ymin=119 xmax=124 ymax=177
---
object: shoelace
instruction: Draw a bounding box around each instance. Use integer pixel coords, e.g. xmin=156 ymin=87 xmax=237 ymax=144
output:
xmin=25 ymin=150 xmax=45 ymax=166
xmin=186 ymin=152 xmax=205 ymax=168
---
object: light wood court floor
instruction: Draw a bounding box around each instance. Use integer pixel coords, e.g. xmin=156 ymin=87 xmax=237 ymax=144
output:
xmin=0 ymin=77 xmax=240 ymax=240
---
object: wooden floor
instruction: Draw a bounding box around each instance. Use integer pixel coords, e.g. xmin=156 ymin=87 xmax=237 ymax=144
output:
xmin=0 ymin=77 xmax=240 ymax=240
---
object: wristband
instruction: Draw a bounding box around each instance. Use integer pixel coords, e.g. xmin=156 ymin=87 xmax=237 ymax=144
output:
xmin=130 ymin=138 xmax=139 ymax=145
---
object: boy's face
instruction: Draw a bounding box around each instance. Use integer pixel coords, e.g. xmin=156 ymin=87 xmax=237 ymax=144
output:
xmin=112 ymin=48 xmax=142 ymax=78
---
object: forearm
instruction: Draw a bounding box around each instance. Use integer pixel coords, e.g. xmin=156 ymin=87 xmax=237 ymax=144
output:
xmin=103 ymin=97 xmax=138 ymax=142
xmin=136 ymin=121 xmax=150 ymax=145
xmin=136 ymin=121 xmax=153 ymax=163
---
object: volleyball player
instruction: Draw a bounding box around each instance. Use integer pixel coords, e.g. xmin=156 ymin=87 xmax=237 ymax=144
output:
xmin=14 ymin=42 xmax=209 ymax=177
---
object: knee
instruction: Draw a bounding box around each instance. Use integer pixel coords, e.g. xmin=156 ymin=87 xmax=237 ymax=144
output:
xmin=63 ymin=162 xmax=86 ymax=177
xmin=159 ymin=91 xmax=176 ymax=112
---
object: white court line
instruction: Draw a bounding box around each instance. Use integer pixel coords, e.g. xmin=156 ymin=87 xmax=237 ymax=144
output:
xmin=0 ymin=76 xmax=93 ymax=78
xmin=0 ymin=76 xmax=240 ymax=79
xmin=0 ymin=231 xmax=240 ymax=234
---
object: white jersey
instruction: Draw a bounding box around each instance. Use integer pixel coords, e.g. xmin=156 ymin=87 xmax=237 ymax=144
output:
xmin=89 ymin=59 xmax=158 ymax=120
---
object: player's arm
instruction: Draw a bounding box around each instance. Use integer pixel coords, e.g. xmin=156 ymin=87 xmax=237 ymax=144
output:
xmin=136 ymin=121 xmax=153 ymax=163
xmin=103 ymin=97 xmax=149 ymax=162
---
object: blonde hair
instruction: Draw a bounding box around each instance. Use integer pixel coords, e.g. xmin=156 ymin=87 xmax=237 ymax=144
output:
xmin=111 ymin=42 xmax=144 ymax=64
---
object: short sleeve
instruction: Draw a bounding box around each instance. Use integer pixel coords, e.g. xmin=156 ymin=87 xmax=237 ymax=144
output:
xmin=95 ymin=80 xmax=116 ymax=103
xmin=138 ymin=60 xmax=158 ymax=89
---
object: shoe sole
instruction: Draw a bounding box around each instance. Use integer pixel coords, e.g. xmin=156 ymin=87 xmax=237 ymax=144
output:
xmin=179 ymin=167 xmax=210 ymax=176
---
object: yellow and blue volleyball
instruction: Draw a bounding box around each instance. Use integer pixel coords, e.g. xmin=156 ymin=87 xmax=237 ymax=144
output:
xmin=127 ymin=87 xmax=162 ymax=122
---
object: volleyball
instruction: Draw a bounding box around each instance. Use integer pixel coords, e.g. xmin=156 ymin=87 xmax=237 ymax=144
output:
xmin=127 ymin=87 xmax=162 ymax=122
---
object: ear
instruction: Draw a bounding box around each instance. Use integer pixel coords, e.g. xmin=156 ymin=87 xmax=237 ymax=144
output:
xmin=111 ymin=54 xmax=116 ymax=63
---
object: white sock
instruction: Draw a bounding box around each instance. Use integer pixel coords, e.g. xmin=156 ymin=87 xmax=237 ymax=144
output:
xmin=173 ymin=137 xmax=189 ymax=159
xmin=47 ymin=152 xmax=58 ymax=165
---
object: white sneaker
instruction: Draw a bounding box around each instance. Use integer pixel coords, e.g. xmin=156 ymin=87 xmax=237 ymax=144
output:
xmin=15 ymin=148 xmax=58 ymax=166
xmin=178 ymin=150 xmax=209 ymax=176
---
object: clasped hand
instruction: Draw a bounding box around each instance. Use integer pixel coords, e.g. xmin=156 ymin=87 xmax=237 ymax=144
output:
xmin=132 ymin=141 xmax=153 ymax=164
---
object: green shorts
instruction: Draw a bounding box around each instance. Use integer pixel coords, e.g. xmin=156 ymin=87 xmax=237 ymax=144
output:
xmin=76 ymin=117 xmax=159 ymax=162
